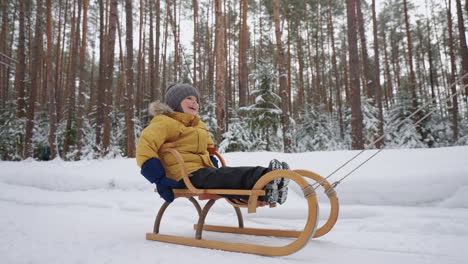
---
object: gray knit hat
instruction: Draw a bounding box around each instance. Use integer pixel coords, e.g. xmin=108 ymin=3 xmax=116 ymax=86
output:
xmin=164 ymin=83 xmax=200 ymax=112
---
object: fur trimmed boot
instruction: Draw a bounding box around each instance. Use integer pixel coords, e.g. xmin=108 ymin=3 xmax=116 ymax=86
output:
xmin=277 ymin=162 xmax=291 ymax=204
xmin=263 ymin=159 xmax=290 ymax=205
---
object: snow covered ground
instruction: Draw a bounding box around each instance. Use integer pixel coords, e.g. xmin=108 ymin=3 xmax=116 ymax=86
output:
xmin=1 ymin=146 xmax=468 ymax=264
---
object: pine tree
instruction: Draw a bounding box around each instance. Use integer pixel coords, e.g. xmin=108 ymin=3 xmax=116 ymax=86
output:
xmin=238 ymin=60 xmax=282 ymax=151
xmin=200 ymin=95 xmax=218 ymax=142
xmin=361 ymin=97 xmax=381 ymax=146
xmin=385 ymin=91 xmax=425 ymax=149
xmin=272 ymin=0 xmax=292 ymax=152
xmin=0 ymin=101 xmax=25 ymax=160
xmin=219 ymin=114 xmax=252 ymax=152
xmin=295 ymin=106 xmax=344 ymax=152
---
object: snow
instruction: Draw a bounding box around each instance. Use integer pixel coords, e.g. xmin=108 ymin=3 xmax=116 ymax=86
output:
xmin=1 ymin=146 xmax=468 ymax=263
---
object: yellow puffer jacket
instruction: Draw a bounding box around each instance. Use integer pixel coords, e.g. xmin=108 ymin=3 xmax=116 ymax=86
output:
xmin=136 ymin=102 xmax=215 ymax=182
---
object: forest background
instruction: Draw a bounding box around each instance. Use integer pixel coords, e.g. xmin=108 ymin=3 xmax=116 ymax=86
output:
xmin=0 ymin=0 xmax=467 ymax=161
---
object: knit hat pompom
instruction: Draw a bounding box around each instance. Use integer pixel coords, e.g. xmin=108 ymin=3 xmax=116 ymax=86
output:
xmin=164 ymin=83 xmax=200 ymax=112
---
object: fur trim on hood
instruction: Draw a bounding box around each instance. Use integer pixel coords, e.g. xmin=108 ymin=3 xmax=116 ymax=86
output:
xmin=148 ymin=101 xmax=174 ymax=117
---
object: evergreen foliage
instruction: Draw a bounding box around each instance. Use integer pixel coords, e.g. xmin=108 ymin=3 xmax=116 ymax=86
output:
xmin=294 ymin=105 xmax=344 ymax=152
xmin=384 ymin=92 xmax=426 ymax=148
xmin=0 ymin=101 xmax=25 ymax=160
xmin=238 ymin=60 xmax=283 ymax=151
xmin=200 ymin=95 xmax=218 ymax=140
xmin=219 ymin=114 xmax=253 ymax=153
xmin=1 ymin=0 xmax=467 ymax=161
xmin=361 ymin=97 xmax=381 ymax=146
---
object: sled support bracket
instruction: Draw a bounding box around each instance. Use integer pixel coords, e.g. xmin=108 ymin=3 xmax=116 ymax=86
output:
xmin=302 ymin=184 xmax=316 ymax=198
xmin=324 ymin=186 xmax=337 ymax=198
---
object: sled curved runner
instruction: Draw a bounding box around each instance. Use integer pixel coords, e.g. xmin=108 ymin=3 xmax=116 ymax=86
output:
xmin=145 ymin=143 xmax=339 ymax=256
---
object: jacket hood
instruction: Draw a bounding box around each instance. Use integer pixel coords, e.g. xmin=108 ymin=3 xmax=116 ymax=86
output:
xmin=148 ymin=101 xmax=174 ymax=117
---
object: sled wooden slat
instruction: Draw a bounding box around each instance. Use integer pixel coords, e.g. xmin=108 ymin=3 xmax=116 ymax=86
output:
xmin=193 ymin=224 xmax=302 ymax=238
xmin=172 ymin=188 xmax=266 ymax=196
xmin=146 ymin=233 xmax=296 ymax=256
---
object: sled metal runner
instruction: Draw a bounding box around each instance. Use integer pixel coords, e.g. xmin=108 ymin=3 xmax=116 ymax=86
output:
xmin=146 ymin=143 xmax=340 ymax=256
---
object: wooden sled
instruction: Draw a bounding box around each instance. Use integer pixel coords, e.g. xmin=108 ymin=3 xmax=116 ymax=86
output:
xmin=146 ymin=143 xmax=340 ymax=256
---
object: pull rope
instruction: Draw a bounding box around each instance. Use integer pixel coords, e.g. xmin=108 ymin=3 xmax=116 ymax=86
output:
xmin=312 ymin=73 xmax=468 ymax=190
xmin=329 ymin=103 xmax=449 ymax=188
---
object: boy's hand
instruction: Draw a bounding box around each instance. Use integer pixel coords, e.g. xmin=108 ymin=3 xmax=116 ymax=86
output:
xmin=141 ymin=158 xmax=181 ymax=203
xmin=155 ymin=177 xmax=180 ymax=203
xmin=155 ymin=178 xmax=180 ymax=203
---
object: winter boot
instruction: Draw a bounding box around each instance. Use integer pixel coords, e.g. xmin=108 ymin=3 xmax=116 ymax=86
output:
xmin=277 ymin=161 xmax=291 ymax=204
xmin=262 ymin=159 xmax=283 ymax=205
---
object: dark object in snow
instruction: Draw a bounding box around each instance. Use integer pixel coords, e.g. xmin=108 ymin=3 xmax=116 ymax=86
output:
xmin=41 ymin=146 xmax=51 ymax=161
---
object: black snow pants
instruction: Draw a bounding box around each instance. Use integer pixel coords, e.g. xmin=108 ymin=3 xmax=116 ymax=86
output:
xmin=177 ymin=166 xmax=270 ymax=199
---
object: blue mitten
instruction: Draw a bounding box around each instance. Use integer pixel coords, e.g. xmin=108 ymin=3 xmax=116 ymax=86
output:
xmin=141 ymin=158 xmax=181 ymax=203
xmin=210 ymin=156 xmax=219 ymax=168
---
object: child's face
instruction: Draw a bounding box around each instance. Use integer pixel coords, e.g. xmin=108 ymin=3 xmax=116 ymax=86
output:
xmin=180 ymin=96 xmax=199 ymax=116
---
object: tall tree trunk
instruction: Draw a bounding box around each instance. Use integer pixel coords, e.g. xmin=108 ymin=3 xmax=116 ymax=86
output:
xmin=223 ymin=0 xmax=229 ymax=116
xmin=448 ymin=0 xmax=459 ymax=141
xmin=148 ymin=0 xmax=155 ymax=100
xmin=224 ymin=0 xmax=231 ymax=128
xmin=155 ymin=0 xmax=161 ymax=100
xmin=45 ymin=0 xmax=58 ymax=159
xmin=356 ymin=0 xmax=374 ymax=100
xmin=214 ymin=0 xmax=226 ymax=144
xmin=165 ymin=0 xmax=179 ymax=81
xmin=207 ymin=1 xmax=216 ymax=98
xmin=318 ymin=9 xmax=329 ymax=111
xmin=272 ymin=0 xmax=292 ymax=152
xmin=124 ymin=0 xmax=136 ymax=157
xmin=75 ymin=0 xmax=89 ymax=159
xmin=403 ymin=0 xmax=419 ymax=117
xmin=346 ymin=0 xmax=364 ymax=150
xmin=14 ymin=0 xmax=26 ymax=119
xmin=161 ymin=6 xmax=169 ymax=95
xmin=304 ymin=3 xmax=314 ymax=106
xmin=96 ymin=0 xmax=105 ymax=148
xmin=285 ymin=0 xmax=292 ymax=114
xmin=296 ymin=33 xmax=305 ymax=112
xmin=381 ymin=27 xmax=393 ymax=108
xmin=193 ymin=0 xmax=199 ymax=88
xmin=87 ymin=48 xmax=95 ymax=117
xmin=372 ymin=0 xmax=384 ymax=148
xmin=102 ymin=0 xmax=118 ymax=155
xmin=426 ymin=19 xmax=436 ymax=103
xmin=415 ymin=25 xmax=427 ymax=100
xmin=55 ymin=0 xmax=68 ymax=123
xmin=63 ymin=0 xmax=81 ymax=155
xmin=328 ymin=0 xmax=344 ymax=138
xmin=455 ymin=0 xmax=468 ymax=97
xmin=176 ymin=0 xmax=181 ymax=77
xmin=0 ymin=0 xmax=8 ymax=107
xmin=342 ymin=36 xmax=351 ymax=105
xmin=197 ymin=17 xmax=203 ymax=99
xmin=24 ymin=0 xmax=44 ymax=158
xmin=5 ymin=2 xmax=16 ymax=107
xmin=136 ymin=0 xmax=144 ymax=118
xmin=116 ymin=19 xmax=125 ymax=109
xmin=313 ymin=6 xmax=322 ymax=108
xmin=207 ymin=15 xmax=215 ymax=98
xmin=238 ymin=0 xmax=248 ymax=107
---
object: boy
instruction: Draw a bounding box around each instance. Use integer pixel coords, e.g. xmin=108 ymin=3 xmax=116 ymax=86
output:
xmin=136 ymin=83 xmax=289 ymax=204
